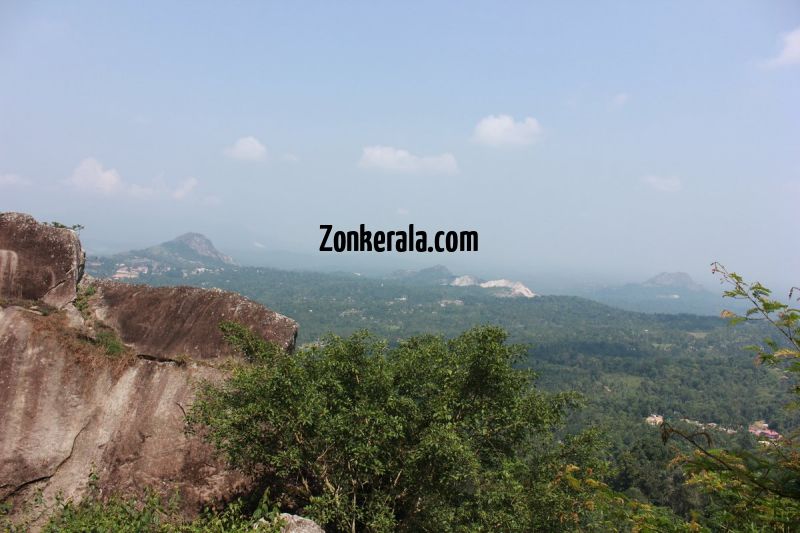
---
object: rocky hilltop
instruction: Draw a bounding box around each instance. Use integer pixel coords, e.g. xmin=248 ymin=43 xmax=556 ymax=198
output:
xmin=589 ymin=271 xmax=729 ymax=315
xmin=642 ymin=272 xmax=705 ymax=292
xmin=0 ymin=213 xmax=84 ymax=308
xmin=86 ymin=232 xmax=237 ymax=280
xmin=0 ymin=213 xmax=298 ymax=526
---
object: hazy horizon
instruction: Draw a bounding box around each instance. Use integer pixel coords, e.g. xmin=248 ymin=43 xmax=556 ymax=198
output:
xmin=68 ymin=227 xmax=777 ymax=298
xmin=2 ymin=2 xmax=798 ymax=290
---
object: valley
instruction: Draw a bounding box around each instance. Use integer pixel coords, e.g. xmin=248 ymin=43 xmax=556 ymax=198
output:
xmin=84 ymin=234 xmax=799 ymax=520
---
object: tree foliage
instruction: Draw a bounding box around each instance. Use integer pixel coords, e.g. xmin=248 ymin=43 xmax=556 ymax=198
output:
xmin=662 ymin=264 xmax=800 ymax=530
xmin=189 ymin=325 xmax=687 ymax=532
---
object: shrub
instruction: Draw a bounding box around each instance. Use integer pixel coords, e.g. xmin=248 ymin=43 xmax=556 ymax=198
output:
xmin=94 ymin=329 xmax=125 ymax=357
xmin=39 ymin=480 xmax=283 ymax=532
xmin=189 ymin=325 xmax=686 ymax=532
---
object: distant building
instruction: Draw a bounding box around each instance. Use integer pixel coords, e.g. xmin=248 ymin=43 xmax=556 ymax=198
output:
xmin=680 ymin=417 xmax=737 ymax=434
xmin=749 ymin=420 xmax=781 ymax=440
xmin=111 ymin=264 xmax=148 ymax=280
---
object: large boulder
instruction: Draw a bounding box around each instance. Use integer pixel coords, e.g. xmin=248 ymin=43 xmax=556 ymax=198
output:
xmin=0 ymin=212 xmax=299 ymax=527
xmin=0 ymin=306 xmax=249 ymax=516
xmin=0 ymin=212 xmax=84 ymax=308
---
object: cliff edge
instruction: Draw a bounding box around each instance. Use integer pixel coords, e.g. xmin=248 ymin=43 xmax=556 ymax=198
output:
xmin=0 ymin=212 xmax=298 ymax=525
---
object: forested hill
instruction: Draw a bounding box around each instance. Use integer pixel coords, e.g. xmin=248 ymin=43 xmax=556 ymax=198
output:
xmin=585 ymin=271 xmax=739 ymax=316
xmin=86 ymin=232 xmax=236 ymax=278
xmin=124 ymin=266 xmax=791 ymax=427
xmin=88 ymin=263 xmax=798 ymax=521
xmin=125 ymin=265 xmax=722 ymax=342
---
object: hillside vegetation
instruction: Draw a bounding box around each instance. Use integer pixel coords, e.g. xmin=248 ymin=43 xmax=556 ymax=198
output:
xmin=48 ymin=257 xmax=799 ymax=531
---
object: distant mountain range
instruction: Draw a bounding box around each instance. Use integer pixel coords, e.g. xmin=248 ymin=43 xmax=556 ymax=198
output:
xmin=387 ymin=269 xmax=742 ymax=314
xmin=86 ymin=232 xmax=733 ymax=315
xmin=588 ymin=272 xmax=737 ymax=315
xmin=86 ymin=233 xmax=236 ymax=279
xmin=642 ymin=272 xmax=706 ymax=292
xmin=388 ymin=265 xmax=455 ymax=285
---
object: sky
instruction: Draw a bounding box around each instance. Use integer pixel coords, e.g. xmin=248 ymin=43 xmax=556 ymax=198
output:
xmin=1 ymin=1 xmax=798 ymax=289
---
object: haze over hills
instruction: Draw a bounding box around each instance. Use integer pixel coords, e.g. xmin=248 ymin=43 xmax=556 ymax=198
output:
xmin=87 ymin=246 xmax=796 ymax=435
xmin=643 ymin=272 xmax=707 ymax=292
xmin=387 ymin=265 xmax=537 ymax=298
xmin=85 ymin=231 xmax=738 ymax=314
xmin=87 ymin=232 xmax=237 ymax=279
xmin=388 ymin=265 xmax=455 ymax=285
xmin=88 ymin=235 xmax=541 ymax=300
xmin=586 ymin=271 xmax=738 ymax=316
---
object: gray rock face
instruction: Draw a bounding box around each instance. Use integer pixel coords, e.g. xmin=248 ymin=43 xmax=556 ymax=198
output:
xmin=0 ymin=306 xmax=249 ymax=518
xmin=0 ymin=212 xmax=299 ymax=527
xmin=90 ymin=279 xmax=298 ymax=359
xmin=0 ymin=212 xmax=84 ymax=308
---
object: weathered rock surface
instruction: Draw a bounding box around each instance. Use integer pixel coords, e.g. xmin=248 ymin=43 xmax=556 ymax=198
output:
xmin=0 ymin=213 xmax=299 ymax=526
xmin=0 ymin=307 xmax=248 ymax=516
xmin=255 ymin=514 xmax=325 ymax=532
xmin=91 ymin=279 xmax=298 ymax=358
xmin=279 ymin=514 xmax=326 ymax=532
xmin=0 ymin=212 xmax=84 ymax=308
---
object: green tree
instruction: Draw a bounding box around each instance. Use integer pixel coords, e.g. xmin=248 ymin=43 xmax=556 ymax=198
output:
xmin=189 ymin=325 xmax=688 ymax=532
xmin=663 ymin=264 xmax=800 ymax=530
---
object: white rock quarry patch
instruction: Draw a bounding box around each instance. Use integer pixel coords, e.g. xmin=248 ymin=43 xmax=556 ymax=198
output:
xmin=450 ymin=275 xmax=479 ymax=287
xmin=479 ymin=279 xmax=536 ymax=298
xmin=450 ymin=275 xmax=536 ymax=298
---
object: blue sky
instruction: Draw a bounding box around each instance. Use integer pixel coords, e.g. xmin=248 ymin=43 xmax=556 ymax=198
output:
xmin=1 ymin=1 xmax=798 ymax=287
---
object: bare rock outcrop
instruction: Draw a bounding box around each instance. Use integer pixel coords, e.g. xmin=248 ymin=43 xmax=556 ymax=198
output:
xmin=0 ymin=213 xmax=299 ymax=525
xmin=91 ymin=279 xmax=297 ymax=358
xmin=0 ymin=212 xmax=84 ymax=308
xmin=0 ymin=307 xmax=249 ymax=516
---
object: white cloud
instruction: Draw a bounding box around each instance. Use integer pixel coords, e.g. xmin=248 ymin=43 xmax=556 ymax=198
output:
xmin=224 ymin=136 xmax=267 ymax=161
xmin=643 ymin=175 xmax=682 ymax=193
xmin=282 ymin=153 xmax=300 ymax=163
xmin=612 ymin=92 xmax=630 ymax=107
xmin=172 ymin=177 xmax=198 ymax=199
xmin=0 ymin=173 xmax=31 ymax=187
xmin=253 ymin=241 xmax=266 ymax=249
xmin=396 ymin=207 xmax=409 ymax=215
xmin=472 ymin=114 xmax=542 ymax=146
xmin=66 ymin=157 xmax=201 ymax=201
xmin=67 ymin=157 xmax=123 ymax=194
xmin=358 ymin=146 xmax=458 ymax=175
xmin=764 ymin=25 xmax=800 ymax=68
